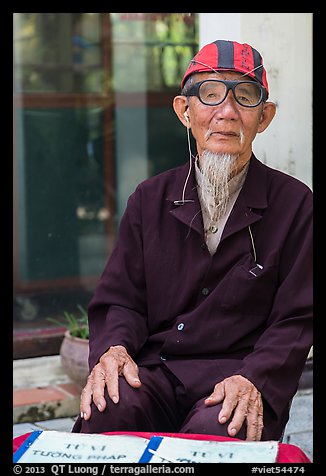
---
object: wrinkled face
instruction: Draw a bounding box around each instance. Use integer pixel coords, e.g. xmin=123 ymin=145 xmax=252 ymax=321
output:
xmin=186 ymin=71 xmax=266 ymax=168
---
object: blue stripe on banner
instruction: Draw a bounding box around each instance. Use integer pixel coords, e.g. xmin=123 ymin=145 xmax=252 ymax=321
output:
xmin=13 ymin=430 xmax=43 ymax=463
xmin=138 ymin=435 xmax=163 ymax=463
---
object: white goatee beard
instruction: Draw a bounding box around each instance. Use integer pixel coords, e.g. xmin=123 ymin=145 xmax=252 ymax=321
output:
xmin=198 ymin=150 xmax=239 ymax=223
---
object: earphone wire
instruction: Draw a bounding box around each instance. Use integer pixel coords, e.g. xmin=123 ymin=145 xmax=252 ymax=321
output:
xmin=181 ymin=123 xmax=194 ymax=203
xmin=248 ymin=224 xmax=257 ymax=263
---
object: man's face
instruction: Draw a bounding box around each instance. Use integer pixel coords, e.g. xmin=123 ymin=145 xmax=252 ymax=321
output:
xmin=187 ymin=71 xmax=265 ymax=167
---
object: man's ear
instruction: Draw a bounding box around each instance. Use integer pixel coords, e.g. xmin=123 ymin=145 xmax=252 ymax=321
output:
xmin=258 ymin=101 xmax=277 ymax=133
xmin=173 ymin=95 xmax=190 ymax=128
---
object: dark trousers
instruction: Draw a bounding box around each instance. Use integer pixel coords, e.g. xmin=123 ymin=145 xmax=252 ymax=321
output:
xmin=72 ymin=364 xmax=279 ymax=440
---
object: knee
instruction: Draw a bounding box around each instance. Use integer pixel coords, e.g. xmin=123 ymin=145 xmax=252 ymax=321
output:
xmin=180 ymin=401 xmax=224 ymax=435
xmin=180 ymin=399 xmax=246 ymax=439
xmin=79 ymin=384 xmax=149 ymax=433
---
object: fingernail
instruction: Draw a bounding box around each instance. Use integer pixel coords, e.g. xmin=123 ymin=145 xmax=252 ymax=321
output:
xmin=97 ymin=403 xmax=102 ymax=411
xmin=220 ymin=416 xmax=226 ymax=423
xmin=134 ymin=378 xmax=141 ymax=384
xmin=112 ymin=396 xmax=119 ymax=404
xmin=80 ymin=412 xmax=84 ymax=419
xmin=230 ymin=428 xmax=236 ymax=435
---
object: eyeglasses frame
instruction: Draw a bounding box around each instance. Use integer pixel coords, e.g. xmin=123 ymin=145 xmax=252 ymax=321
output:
xmin=185 ymin=79 xmax=268 ymax=108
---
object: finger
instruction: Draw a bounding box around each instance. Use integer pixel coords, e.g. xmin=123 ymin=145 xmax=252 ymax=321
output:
xmin=217 ymin=389 xmax=239 ymax=425
xmin=91 ymin=365 xmax=107 ymax=411
xmin=80 ymin=375 xmax=94 ymax=420
xmin=122 ymin=359 xmax=142 ymax=388
xmin=105 ymin=357 xmax=121 ymax=404
xmin=204 ymin=381 xmax=225 ymax=406
xmin=245 ymin=403 xmax=264 ymax=441
xmin=226 ymin=397 xmax=249 ymax=437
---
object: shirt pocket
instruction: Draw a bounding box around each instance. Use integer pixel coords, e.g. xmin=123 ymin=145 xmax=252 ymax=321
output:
xmin=220 ymin=254 xmax=278 ymax=315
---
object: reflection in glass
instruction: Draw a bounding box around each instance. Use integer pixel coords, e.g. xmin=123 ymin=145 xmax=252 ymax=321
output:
xmin=13 ymin=13 xmax=102 ymax=93
xmin=13 ymin=13 xmax=198 ymax=347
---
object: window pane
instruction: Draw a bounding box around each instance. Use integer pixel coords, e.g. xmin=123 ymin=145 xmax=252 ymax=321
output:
xmin=13 ymin=13 xmax=102 ymax=93
xmin=111 ymin=13 xmax=197 ymax=92
xmin=16 ymin=107 xmax=107 ymax=281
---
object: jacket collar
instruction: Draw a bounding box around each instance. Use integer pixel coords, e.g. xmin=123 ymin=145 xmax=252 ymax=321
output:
xmin=166 ymin=154 xmax=269 ymax=238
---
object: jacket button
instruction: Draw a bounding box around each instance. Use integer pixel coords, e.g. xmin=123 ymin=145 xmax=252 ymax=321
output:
xmin=202 ymin=287 xmax=209 ymax=296
xmin=177 ymin=323 xmax=185 ymax=331
xmin=201 ymin=242 xmax=207 ymax=250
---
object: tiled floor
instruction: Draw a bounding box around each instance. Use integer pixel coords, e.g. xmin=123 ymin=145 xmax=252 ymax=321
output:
xmin=282 ymin=389 xmax=313 ymax=462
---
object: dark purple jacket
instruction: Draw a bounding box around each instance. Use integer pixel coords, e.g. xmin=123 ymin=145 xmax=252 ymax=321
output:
xmin=88 ymin=154 xmax=312 ymax=428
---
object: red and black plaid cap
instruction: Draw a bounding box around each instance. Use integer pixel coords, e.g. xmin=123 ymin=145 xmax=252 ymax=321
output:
xmin=181 ymin=39 xmax=269 ymax=96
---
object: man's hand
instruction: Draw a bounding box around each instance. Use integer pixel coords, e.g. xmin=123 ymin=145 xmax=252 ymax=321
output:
xmin=80 ymin=345 xmax=141 ymax=420
xmin=204 ymin=375 xmax=263 ymax=441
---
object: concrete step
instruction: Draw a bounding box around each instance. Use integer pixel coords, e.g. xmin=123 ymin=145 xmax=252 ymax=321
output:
xmin=13 ymin=355 xmax=70 ymax=388
xmin=13 ymin=355 xmax=81 ymax=424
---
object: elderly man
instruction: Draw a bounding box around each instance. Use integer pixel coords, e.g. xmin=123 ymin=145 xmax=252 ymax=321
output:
xmin=73 ymin=39 xmax=312 ymax=441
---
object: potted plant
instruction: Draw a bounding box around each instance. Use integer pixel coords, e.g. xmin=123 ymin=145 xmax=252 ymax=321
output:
xmin=47 ymin=305 xmax=89 ymax=389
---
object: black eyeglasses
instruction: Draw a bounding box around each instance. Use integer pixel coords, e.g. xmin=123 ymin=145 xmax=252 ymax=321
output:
xmin=186 ymin=79 xmax=267 ymax=108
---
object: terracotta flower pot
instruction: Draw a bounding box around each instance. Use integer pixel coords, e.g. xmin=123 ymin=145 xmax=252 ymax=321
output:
xmin=60 ymin=330 xmax=89 ymax=389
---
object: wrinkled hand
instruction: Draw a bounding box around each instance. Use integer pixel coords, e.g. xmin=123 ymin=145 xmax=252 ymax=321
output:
xmin=80 ymin=345 xmax=141 ymax=420
xmin=205 ymin=375 xmax=263 ymax=441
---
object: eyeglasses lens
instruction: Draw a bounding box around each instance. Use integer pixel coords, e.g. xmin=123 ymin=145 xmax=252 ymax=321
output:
xmin=199 ymin=81 xmax=262 ymax=107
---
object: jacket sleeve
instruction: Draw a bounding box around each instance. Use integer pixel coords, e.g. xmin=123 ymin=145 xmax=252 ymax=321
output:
xmin=87 ymin=187 xmax=149 ymax=370
xmin=238 ymin=188 xmax=313 ymax=418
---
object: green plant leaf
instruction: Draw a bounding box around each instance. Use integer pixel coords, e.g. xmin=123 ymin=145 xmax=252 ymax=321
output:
xmin=46 ymin=305 xmax=89 ymax=339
